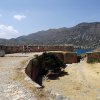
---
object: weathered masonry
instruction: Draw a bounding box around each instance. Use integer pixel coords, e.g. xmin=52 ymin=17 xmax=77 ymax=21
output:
xmin=49 ymin=52 xmax=80 ymax=64
xmin=0 ymin=45 xmax=74 ymax=54
xmin=87 ymin=52 xmax=100 ymax=63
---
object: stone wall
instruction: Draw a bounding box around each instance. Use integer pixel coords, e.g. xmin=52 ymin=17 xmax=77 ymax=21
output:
xmin=25 ymin=51 xmax=79 ymax=87
xmin=50 ymin=51 xmax=79 ymax=64
xmin=0 ymin=45 xmax=74 ymax=54
xmin=25 ymin=59 xmax=46 ymax=86
xmin=87 ymin=52 xmax=100 ymax=63
xmin=25 ymin=60 xmax=40 ymax=84
xmin=63 ymin=52 xmax=78 ymax=64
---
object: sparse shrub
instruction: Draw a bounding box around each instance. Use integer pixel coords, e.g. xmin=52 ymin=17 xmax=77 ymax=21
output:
xmin=32 ymin=52 xmax=66 ymax=85
xmin=32 ymin=52 xmax=66 ymax=73
xmin=87 ymin=59 xmax=100 ymax=63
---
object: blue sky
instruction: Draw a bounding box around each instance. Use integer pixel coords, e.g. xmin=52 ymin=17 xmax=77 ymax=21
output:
xmin=0 ymin=0 xmax=100 ymax=39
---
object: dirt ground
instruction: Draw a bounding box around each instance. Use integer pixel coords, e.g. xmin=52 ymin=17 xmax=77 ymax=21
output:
xmin=0 ymin=53 xmax=42 ymax=100
xmin=43 ymin=59 xmax=100 ymax=100
xmin=0 ymin=52 xmax=100 ymax=100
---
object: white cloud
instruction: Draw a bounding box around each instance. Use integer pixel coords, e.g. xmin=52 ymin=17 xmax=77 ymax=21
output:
xmin=0 ymin=25 xmax=19 ymax=39
xmin=13 ymin=15 xmax=26 ymax=21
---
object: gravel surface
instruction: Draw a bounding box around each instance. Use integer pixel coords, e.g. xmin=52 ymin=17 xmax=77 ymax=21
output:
xmin=0 ymin=53 xmax=38 ymax=100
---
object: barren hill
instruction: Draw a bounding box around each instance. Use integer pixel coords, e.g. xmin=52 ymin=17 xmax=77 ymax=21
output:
xmin=0 ymin=22 xmax=100 ymax=48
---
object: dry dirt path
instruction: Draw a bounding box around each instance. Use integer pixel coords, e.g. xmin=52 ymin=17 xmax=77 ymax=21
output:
xmin=0 ymin=53 xmax=40 ymax=100
xmin=43 ymin=60 xmax=100 ymax=100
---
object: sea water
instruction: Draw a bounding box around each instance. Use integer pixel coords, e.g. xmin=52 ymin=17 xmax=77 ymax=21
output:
xmin=74 ymin=49 xmax=93 ymax=55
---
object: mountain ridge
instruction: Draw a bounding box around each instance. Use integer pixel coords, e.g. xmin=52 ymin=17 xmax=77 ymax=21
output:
xmin=0 ymin=22 xmax=100 ymax=49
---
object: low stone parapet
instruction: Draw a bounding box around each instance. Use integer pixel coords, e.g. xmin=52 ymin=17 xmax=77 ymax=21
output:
xmin=0 ymin=45 xmax=74 ymax=54
xmin=87 ymin=52 xmax=100 ymax=63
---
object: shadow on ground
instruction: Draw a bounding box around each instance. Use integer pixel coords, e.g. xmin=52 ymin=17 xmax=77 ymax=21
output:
xmin=48 ymin=71 xmax=69 ymax=80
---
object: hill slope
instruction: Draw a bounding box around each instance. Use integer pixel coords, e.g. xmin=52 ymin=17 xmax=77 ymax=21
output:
xmin=0 ymin=22 xmax=100 ymax=48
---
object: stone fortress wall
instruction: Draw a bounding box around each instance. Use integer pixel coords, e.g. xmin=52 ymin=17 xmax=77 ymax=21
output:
xmin=1 ymin=45 xmax=100 ymax=63
xmin=0 ymin=45 xmax=74 ymax=54
xmin=0 ymin=45 xmax=80 ymax=64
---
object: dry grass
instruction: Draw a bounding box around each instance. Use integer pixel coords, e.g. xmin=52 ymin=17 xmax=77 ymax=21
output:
xmin=12 ymin=57 xmax=50 ymax=100
xmin=43 ymin=61 xmax=100 ymax=100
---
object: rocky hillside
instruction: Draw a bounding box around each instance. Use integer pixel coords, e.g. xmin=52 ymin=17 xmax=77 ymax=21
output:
xmin=0 ymin=22 xmax=100 ymax=49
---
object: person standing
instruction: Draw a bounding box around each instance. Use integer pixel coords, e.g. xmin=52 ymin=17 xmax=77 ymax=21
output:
xmin=22 ymin=45 xmax=25 ymax=54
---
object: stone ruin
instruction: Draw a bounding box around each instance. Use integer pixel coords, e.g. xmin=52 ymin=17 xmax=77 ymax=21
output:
xmin=0 ymin=45 xmax=80 ymax=63
xmin=87 ymin=52 xmax=100 ymax=63
xmin=0 ymin=45 xmax=74 ymax=54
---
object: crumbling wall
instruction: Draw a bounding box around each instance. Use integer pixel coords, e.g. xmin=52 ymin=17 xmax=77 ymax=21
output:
xmin=87 ymin=52 xmax=100 ymax=63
